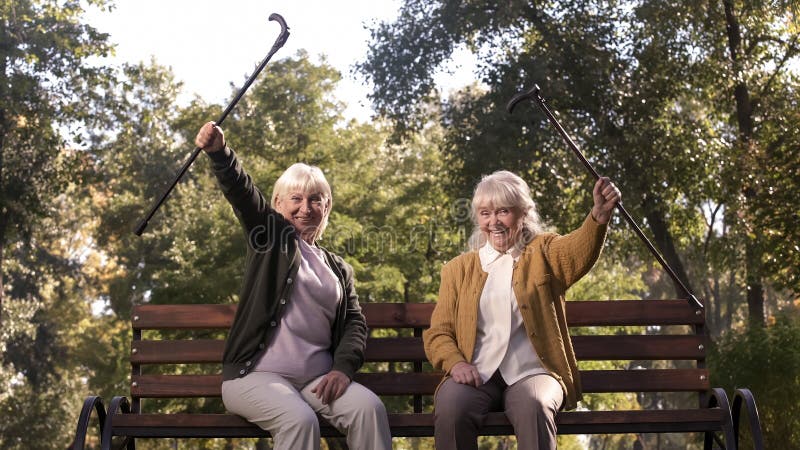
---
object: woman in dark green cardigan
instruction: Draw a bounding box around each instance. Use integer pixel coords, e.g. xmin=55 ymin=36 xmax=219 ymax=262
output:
xmin=195 ymin=122 xmax=391 ymax=450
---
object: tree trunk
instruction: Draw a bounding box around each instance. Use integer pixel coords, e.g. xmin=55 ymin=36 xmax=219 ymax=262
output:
xmin=643 ymin=200 xmax=697 ymax=298
xmin=745 ymin=246 xmax=766 ymax=328
xmin=722 ymin=0 xmax=765 ymax=327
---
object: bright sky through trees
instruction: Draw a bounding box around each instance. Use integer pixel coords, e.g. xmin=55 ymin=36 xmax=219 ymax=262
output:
xmin=85 ymin=0 xmax=478 ymax=122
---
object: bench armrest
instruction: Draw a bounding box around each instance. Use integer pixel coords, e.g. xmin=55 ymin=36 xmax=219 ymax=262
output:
xmin=102 ymin=396 xmax=134 ymax=450
xmin=704 ymin=387 xmax=735 ymax=449
xmin=71 ymin=396 xmax=106 ymax=450
xmin=732 ymin=388 xmax=765 ymax=450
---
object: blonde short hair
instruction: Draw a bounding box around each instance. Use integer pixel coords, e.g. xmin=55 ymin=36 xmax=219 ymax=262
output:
xmin=469 ymin=170 xmax=545 ymax=250
xmin=271 ymin=163 xmax=332 ymax=242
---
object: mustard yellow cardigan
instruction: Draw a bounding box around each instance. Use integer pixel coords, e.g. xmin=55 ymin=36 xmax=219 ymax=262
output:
xmin=423 ymin=214 xmax=607 ymax=410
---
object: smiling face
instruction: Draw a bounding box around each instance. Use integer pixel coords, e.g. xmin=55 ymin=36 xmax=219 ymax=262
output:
xmin=476 ymin=204 xmax=523 ymax=252
xmin=271 ymin=163 xmax=332 ymax=244
xmin=275 ymin=191 xmax=328 ymax=243
xmin=469 ymin=170 xmax=541 ymax=252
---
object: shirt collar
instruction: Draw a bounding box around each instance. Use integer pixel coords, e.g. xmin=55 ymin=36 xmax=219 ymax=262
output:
xmin=479 ymin=242 xmax=522 ymax=269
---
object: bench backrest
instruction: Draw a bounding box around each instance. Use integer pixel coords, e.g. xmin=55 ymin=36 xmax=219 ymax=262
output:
xmin=129 ymin=300 xmax=707 ymax=413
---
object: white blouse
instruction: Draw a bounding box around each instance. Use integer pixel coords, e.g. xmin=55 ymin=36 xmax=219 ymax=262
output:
xmin=472 ymin=243 xmax=547 ymax=385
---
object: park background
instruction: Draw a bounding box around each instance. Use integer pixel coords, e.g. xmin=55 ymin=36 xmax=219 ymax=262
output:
xmin=1 ymin=0 xmax=799 ymax=448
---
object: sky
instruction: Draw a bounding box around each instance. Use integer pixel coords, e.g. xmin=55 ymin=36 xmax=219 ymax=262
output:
xmin=84 ymin=0 xmax=478 ymax=122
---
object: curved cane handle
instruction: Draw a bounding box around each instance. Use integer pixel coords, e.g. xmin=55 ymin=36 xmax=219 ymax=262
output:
xmin=507 ymin=84 xmax=541 ymax=114
xmin=269 ymin=13 xmax=290 ymax=47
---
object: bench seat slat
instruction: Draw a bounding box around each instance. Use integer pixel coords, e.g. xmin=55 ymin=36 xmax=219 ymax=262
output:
xmin=131 ymin=335 xmax=706 ymax=364
xmin=111 ymin=409 xmax=725 ymax=438
xmin=131 ymin=369 xmax=709 ymax=398
xmin=132 ymin=300 xmax=701 ymax=330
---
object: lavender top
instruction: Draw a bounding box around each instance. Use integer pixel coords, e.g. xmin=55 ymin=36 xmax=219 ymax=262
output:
xmin=254 ymin=237 xmax=342 ymax=385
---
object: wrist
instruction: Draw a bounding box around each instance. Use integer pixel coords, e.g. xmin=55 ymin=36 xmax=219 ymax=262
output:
xmin=591 ymin=207 xmax=609 ymax=225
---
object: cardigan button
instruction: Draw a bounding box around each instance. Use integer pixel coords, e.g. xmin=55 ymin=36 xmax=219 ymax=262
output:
xmin=280 ymin=299 xmax=286 ymax=305
xmin=259 ymin=343 xmax=265 ymax=349
xmin=245 ymin=361 xmax=252 ymax=367
xmin=286 ymin=277 xmax=293 ymax=285
xmin=270 ymin=321 xmax=277 ymax=327
xmin=239 ymin=369 xmax=246 ymax=375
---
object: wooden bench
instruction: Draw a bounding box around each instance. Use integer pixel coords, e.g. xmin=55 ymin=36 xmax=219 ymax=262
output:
xmin=72 ymin=300 xmax=764 ymax=449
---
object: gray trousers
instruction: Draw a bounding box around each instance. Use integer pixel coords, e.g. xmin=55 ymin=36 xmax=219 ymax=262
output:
xmin=221 ymin=372 xmax=392 ymax=450
xmin=433 ymin=372 xmax=563 ymax=450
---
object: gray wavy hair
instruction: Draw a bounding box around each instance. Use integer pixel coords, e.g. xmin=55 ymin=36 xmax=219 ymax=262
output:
xmin=468 ymin=170 xmax=545 ymax=250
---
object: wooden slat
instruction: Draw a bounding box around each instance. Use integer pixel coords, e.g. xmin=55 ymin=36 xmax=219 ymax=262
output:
xmin=581 ymin=369 xmax=709 ymax=392
xmin=131 ymin=369 xmax=709 ymax=398
xmin=132 ymin=340 xmax=224 ymax=364
xmin=131 ymin=334 xmax=705 ymax=365
xmin=130 ymin=338 xmax=428 ymax=364
xmin=364 ymin=337 xmax=428 ymax=362
xmin=111 ymin=409 xmax=724 ymax=438
xmin=567 ymin=300 xmax=703 ymax=326
xmin=571 ymin=335 xmax=705 ymax=360
xmin=133 ymin=304 xmax=236 ymax=329
xmin=361 ymin=303 xmax=433 ymax=328
xmin=131 ymin=300 xmax=703 ymax=331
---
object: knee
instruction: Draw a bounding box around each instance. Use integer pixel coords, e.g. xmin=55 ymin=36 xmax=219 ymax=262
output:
xmin=434 ymin=396 xmax=475 ymax=428
xmin=352 ymin=393 xmax=388 ymax=420
xmin=285 ymin=406 xmax=320 ymax=433
xmin=509 ymin=391 xmax=559 ymax=421
xmin=530 ymin=395 xmax=558 ymax=417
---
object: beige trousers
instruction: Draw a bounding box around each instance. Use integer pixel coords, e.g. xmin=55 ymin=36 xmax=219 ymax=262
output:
xmin=434 ymin=372 xmax=564 ymax=450
xmin=221 ymin=372 xmax=392 ymax=450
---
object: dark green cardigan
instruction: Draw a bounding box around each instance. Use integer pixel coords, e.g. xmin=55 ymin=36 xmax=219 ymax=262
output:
xmin=208 ymin=147 xmax=367 ymax=382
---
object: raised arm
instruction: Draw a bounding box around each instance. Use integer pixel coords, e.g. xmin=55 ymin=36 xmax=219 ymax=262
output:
xmin=196 ymin=122 xmax=273 ymax=235
xmin=545 ymin=177 xmax=620 ymax=287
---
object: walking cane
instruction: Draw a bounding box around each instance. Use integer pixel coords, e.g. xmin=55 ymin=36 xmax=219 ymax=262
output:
xmin=507 ymin=84 xmax=703 ymax=311
xmin=134 ymin=13 xmax=290 ymax=236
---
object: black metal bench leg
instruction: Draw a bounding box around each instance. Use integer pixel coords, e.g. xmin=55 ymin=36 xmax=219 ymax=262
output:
xmin=71 ymin=396 xmax=106 ymax=450
xmin=732 ymin=388 xmax=765 ymax=450
xmin=704 ymin=388 xmax=736 ymax=450
xmin=102 ymin=396 xmax=135 ymax=450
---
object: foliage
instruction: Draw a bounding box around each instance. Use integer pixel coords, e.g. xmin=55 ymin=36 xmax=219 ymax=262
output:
xmin=0 ymin=0 xmax=117 ymax=447
xmin=709 ymin=309 xmax=800 ymax=448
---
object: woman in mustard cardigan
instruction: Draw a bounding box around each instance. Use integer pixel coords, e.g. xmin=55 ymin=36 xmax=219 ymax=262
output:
xmin=423 ymin=170 xmax=620 ymax=450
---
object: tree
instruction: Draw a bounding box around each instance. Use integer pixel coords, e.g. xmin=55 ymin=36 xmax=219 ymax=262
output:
xmin=703 ymin=0 xmax=800 ymax=327
xmin=0 ymin=0 xmax=114 ymax=328
xmin=0 ymin=1 xmax=117 ymax=447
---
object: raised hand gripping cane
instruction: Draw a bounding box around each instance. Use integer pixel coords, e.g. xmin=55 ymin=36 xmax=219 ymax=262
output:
xmin=134 ymin=13 xmax=290 ymax=236
xmin=507 ymin=84 xmax=703 ymax=311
